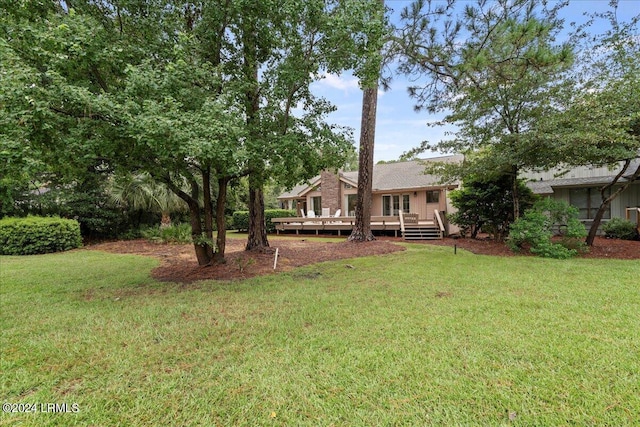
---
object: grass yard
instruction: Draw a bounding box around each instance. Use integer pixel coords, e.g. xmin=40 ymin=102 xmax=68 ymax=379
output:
xmin=1 ymin=244 xmax=639 ymax=426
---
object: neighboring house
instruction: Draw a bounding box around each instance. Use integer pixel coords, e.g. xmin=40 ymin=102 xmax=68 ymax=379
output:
xmin=278 ymin=155 xmax=463 ymax=223
xmin=523 ymin=158 xmax=640 ymax=230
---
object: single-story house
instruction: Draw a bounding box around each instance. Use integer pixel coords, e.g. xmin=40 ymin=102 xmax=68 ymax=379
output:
xmin=277 ymin=155 xmax=463 ymax=234
xmin=277 ymin=155 xmax=639 ymax=237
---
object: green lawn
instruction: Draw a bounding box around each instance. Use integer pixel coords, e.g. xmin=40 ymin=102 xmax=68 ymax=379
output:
xmin=1 ymin=243 xmax=639 ymax=426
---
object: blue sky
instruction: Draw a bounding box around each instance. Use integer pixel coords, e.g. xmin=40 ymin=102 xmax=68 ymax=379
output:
xmin=311 ymin=0 xmax=639 ymax=163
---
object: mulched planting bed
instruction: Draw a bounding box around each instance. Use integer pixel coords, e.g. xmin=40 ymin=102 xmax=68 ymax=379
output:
xmin=88 ymin=238 xmax=405 ymax=283
xmin=86 ymin=236 xmax=638 ymax=283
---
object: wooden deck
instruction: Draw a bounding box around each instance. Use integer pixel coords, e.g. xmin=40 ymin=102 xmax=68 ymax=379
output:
xmin=271 ymin=214 xmax=444 ymax=239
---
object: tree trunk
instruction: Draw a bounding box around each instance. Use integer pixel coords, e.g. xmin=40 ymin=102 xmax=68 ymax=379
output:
xmin=161 ymin=174 xmax=212 ymax=266
xmin=160 ymin=212 xmax=172 ymax=228
xmin=213 ymin=177 xmax=229 ymax=263
xmin=246 ymin=175 xmax=269 ymax=251
xmin=349 ymin=87 xmax=378 ymax=242
xmin=187 ymin=201 xmax=212 ymax=265
xmin=586 ymin=160 xmax=640 ymax=246
xmin=202 ymin=167 xmax=215 ymax=260
xmin=511 ymin=165 xmax=520 ymax=221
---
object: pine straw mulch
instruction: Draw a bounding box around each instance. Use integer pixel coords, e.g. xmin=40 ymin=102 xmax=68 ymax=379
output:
xmin=86 ymin=235 xmax=639 ymax=284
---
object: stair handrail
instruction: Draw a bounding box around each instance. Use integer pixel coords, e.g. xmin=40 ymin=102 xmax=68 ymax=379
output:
xmin=399 ymin=211 xmax=406 ymax=235
xmin=433 ymin=209 xmax=445 ymax=233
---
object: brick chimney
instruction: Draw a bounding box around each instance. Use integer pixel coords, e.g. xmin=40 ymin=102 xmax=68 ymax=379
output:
xmin=320 ymin=170 xmax=341 ymax=215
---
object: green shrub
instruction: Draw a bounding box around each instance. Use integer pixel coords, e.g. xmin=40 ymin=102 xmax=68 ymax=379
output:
xmin=507 ymin=199 xmax=587 ymax=259
xmin=602 ymin=218 xmax=639 ymax=240
xmin=141 ymin=223 xmax=193 ymax=244
xmin=233 ymin=209 xmax=296 ymax=233
xmin=0 ymin=216 xmax=82 ymax=255
xmin=448 ymin=174 xmax=536 ymax=240
xmin=233 ymin=211 xmax=249 ymax=232
xmin=265 ymin=209 xmax=296 ymax=233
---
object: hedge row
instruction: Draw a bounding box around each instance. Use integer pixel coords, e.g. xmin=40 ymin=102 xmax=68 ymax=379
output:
xmin=232 ymin=209 xmax=296 ymax=233
xmin=0 ymin=216 xmax=83 ymax=255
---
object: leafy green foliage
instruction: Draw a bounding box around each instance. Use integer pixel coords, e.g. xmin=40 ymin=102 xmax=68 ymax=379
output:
xmin=448 ymin=174 xmax=536 ymax=240
xmin=1 ymin=0 xmax=382 ymax=261
xmin=6 ymin=171 xmax=141 ymax=239
xmin=396 ymin=0 xmax=573 ymax=218
xmin=0 ymin=216 xmax=82 ymax=255
xmin=507 ymin=198 xmax=587 ymax=259
xmin=141 ymin=223 xmax=193 ymax=244
xmin=232 ymin=212 xmax=250 ymax=233
xmin=602 ymin=218 xmax=640 ymax=241
xmin=233 ymin=209 xmax=296 ymax=233
xmin=524 ymin=7 xmax=640 ymax=245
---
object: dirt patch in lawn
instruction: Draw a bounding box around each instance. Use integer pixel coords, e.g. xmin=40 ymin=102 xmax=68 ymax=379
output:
xmin=86 ymin=235 xmax=638 ymax=283
xmin=87 ymin=237 xmax=405 ymax=283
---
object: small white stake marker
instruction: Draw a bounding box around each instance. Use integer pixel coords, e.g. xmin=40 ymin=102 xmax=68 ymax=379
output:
xmin=273 ymin=247 xmax=279 ymax=270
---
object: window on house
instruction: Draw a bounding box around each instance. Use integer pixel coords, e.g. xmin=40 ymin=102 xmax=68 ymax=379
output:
xmin=347 ymin=194 xmax=357 ymax=216
xmin=383 ymin=195 xmax=402 ymax=216
xmin=311 ymin=196 xmax=322 ymax=214
xmin=402 ymin=194 xmax=410 ymax=213
xmin=569 ymin=187 xmax=610 ymax=219
xmin=382 ymin=195 xmax=391 ymax=216
xmin=427 ymin=190 xmax=440 ymax=204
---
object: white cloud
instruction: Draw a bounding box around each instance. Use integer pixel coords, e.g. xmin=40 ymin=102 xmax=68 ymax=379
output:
xmin=317 ymin=73 xmax=360 ymax=93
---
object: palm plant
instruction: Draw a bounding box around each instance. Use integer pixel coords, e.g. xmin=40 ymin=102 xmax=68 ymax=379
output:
xmin=107 ymin=172 xmax=187 ymax=228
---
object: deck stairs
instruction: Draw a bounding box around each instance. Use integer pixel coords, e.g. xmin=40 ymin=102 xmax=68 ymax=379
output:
xmin=403 ymin=224 xmax=442 ymax=240
xmin=400 ymin=212 xmax=444 ymax=241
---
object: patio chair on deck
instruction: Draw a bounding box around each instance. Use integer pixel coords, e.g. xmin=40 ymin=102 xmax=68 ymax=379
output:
xmin=331 ymin=209 xmax=342 ymax=224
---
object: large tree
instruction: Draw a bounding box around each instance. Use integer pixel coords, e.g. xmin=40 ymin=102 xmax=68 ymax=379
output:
xmin=348 ymin=0 xmax=387 ymax=242
xmin=1 ymin=1 xmax=249 ymax=264
xmin=348 ymin=86 xmax=378 ymax=242
xmin=395 ymin=0 xmax=573 ymax=219
xmin=1 ymin=0 xmax=378 ymax=264
xmin=529 ymin=6 xmax=640 ymax=245
xmin=234 ymin=0 xmax=387 ymax=250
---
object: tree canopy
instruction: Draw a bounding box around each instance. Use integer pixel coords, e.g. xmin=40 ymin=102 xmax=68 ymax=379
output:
xmin=395 ymin=0 xmax=573 ymax=218
xmin=1 ymin=0 xmax=383 ymax=264
xmin=525 ymin=5 xmax=640 ymax=244
xmin=395 ymin=0 xmax=639 ymax=244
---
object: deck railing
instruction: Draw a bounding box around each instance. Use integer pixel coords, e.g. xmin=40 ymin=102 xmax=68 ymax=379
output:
xmin=272 ymin=214 xmax=442 ymax=239
xmin=271 ymin=215 xmax=404 ymax=236
xmin=433 ymin=209 xmax=445 ymax=233
xmin=626 ymin=207 xmax=640 ymax=232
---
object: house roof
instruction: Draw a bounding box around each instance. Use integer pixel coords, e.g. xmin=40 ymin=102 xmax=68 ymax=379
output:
xmin=278 ymin=176 xmax=321 ymax=199
xmin=278 ymin=155 xmax=463 ymax=199
xmin=374 ymin=155 xmax=463 ymax=191
xmin=278 ymin=182 xmax=312 ymax=199
xmin=526 ymin=158 xmax=640 ymax=194
xmin=280 ymin=156 xmax=639 ymax=199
